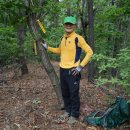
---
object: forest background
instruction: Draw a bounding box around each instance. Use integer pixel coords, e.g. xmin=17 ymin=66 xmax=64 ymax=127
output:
xmin=0 ymin=0 xmax=130 ymax=98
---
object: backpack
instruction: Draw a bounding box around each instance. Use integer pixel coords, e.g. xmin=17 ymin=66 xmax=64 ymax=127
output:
xmin=84 ymin=97 xmax=130 ymax=130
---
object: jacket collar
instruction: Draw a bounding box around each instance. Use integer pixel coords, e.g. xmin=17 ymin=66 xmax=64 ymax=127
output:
xmin=64 ymin=31 xmax=76 ymax=38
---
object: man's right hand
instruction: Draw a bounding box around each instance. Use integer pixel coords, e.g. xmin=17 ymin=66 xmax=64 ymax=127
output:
xmin=41 ymin=42 xmax=48 ymax=49
xmin=39 ymin=39 xmax=48 ymax=49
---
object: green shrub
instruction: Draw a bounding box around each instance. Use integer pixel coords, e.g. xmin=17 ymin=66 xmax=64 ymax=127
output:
xmin=0 ymin=25 xmax=17 ymax=65
xmin=92 ymin=47 xmax=130 ymax=95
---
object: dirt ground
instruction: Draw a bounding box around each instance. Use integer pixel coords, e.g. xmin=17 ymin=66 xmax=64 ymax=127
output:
xmin=0 ymin=61 xmax=129 ymax=130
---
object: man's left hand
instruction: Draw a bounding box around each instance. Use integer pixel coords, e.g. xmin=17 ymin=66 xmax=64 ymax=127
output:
xmin=71 ymin=66 xmax=83 ymax=76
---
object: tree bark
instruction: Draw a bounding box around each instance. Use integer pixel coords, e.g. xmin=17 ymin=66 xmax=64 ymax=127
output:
xmin=87 ymin=0 xmax=95 ymax=83
xmin=77 ymin=0 xmax=88 ymax=37
xmin=27 ymin=12 xmax=64 ymax=108
xmin=111 ymin=1 xmax=122 ymax=77
xmin=111 ymin=0 xmax=115 ymax=5
xmin=17 ymin=25 xmax=28 ymax=75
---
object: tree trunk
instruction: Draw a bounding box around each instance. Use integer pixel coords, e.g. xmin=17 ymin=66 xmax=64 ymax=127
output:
xmin=17 ymin=25 xmax=28 ymax=75
xmin=27 ymin=12 xmax=64 ymax=108
xmin=111 ymin=0 xmax=115 ymax=5
xmin=77 ymin=0 xmax=88 ymax=37
xmin=111 ymin=2 xmax=122 ymax=77
xmin=87 ymin=0 xmax=95 ymax=83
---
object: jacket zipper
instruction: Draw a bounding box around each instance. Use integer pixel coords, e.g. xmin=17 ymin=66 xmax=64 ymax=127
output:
xmin=65 ymin=37 xmax=67 ymax=46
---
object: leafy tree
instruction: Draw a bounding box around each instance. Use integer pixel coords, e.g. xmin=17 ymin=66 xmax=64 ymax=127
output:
xmin=91 ymin=0 xmax=130 ymax=95
xmin=1 ymin=0 xmax=129 ymax=96
xmin=0 ymin=0 xmax=28 ymax=74
xmin=0 ymin=25 xmax=17 ymax=66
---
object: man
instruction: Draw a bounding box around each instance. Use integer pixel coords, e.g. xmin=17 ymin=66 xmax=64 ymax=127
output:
xmin=42 ymin=16 xmax=93 ymax=124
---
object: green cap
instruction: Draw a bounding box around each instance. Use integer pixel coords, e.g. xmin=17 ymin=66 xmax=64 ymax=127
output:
xmin=64 ymin=16 xmax=76 ymax=24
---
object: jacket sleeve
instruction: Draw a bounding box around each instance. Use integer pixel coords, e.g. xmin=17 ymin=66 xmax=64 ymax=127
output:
xmin=78 ymin=36 xmax=93 ymax=67
xmin=47 ymin=45 xmax=61 ymax=54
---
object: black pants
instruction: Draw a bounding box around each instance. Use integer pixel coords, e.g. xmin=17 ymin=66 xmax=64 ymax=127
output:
xmin=60 ymin=67 xmax=81 ymax=118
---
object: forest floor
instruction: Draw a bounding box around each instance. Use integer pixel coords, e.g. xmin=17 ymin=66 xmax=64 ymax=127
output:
xmin=0 ymin=61 xmax=129 ymax=130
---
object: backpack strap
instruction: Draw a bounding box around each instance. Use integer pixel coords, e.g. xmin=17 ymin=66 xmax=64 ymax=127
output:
xmin=75 ymin=37 xmax=78 ymax=45
xmin=74 ymin=37 xmax=81 ymax=63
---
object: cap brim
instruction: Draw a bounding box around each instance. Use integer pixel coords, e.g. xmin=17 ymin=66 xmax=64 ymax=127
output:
xmin=64 ymin=22 xmax=75 ymax=24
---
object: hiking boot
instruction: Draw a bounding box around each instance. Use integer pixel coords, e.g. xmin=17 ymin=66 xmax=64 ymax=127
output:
xmin=67 ymin=116 xmax=78 ymax=124
xmin=55 ymin=112 xmax=70 ymax=124
xmin=59 ymin=112 xmax=70 ymax=120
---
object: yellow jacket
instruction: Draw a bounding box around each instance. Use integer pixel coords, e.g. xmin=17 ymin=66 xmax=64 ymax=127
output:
xmin=48 ymin=32 xmax=93 ymax=69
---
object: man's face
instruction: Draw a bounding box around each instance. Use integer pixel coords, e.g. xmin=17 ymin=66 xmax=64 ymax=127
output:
xmin=64 ymin=23 xmax=76 ymax=34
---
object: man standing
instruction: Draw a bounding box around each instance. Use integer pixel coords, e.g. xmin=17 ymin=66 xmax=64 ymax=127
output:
xmin=42 ymin=16 xmax=93 ymax=124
